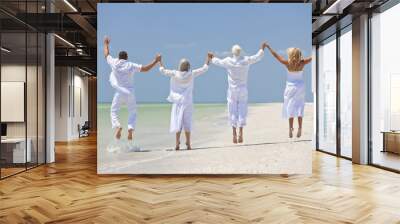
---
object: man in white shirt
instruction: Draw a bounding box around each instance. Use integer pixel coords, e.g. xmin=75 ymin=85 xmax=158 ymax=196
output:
xmin=210 ymin=42 xmax=267 ymax=144
xmin=103 ymin=36 xmax=161 ymax=140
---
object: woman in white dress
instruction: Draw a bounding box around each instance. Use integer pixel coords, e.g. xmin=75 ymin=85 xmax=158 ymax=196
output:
xmin=266 ymin=45 xmax=312 ymax=138
xmin=159 ymin=54 xmax=212 ymax=150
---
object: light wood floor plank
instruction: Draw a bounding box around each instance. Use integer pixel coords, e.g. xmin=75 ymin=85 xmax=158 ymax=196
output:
xmin=0 ymin=135 xmax=400 ymax=223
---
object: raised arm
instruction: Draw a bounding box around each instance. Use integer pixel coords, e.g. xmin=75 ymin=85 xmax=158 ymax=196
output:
xmin=140 ymin=54 xmax=161 ymax=73
xmin=159 ymin=58 xmax=176 ymax=77
xmin=193 ymin=54 xmax=212 ymax=77
xmin=302 ymin=56 xmax=312 ymax=65
xmin=104 ymin=36 xmax=118 ymax=66
xmin=192 ymin=65 xmax=209 ymax=77
xmin=266 ymin=44 xmax=288 ymax=66
xmin=103 ymin=36 xmax=110 ymax=58
xmin=246 ymin=42 xmax=267 ymax=65
xmin=211 ymin=54 xmax=228 ymax=68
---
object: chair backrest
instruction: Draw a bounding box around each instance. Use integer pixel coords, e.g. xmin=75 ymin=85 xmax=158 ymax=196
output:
xmin=82 ymin=121 xmax=90 ymax=129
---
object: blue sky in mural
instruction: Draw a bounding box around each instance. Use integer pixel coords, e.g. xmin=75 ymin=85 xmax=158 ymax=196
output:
xmin=97 ymin=3 xmax=312 ymax=103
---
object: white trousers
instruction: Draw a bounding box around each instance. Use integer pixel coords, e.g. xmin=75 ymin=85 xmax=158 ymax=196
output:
xmin=170 ymin=103 xmax=193 ymax=133
xmin=110 ymin=90 xmax=136 ymax=130
xmin=227 ymin=87 xmax=248 ymax=128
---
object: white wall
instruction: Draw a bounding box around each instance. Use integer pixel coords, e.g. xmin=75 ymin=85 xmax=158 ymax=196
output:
xmin=54 ymin=66 xmax=69 ymax=141
xmin=54 ymin=67 xmax=89 ymax=141
xmin=1 ymin=63 xmax=47 ymax=164
xmin=1 ymin=65 xmax=41 ymax=137
xmin=71 ymin=72 xmax=89 ymax=138
xmin=1 ymin=65 xmax=27 ymax=140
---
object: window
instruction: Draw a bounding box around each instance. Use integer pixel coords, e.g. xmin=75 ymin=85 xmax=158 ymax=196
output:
xmin=0 ymin=1 xmax=47 ymax=179
xmin=339 ymin=26 xmax=352 ymax=158
xmin=370 ymin=3 xmax=400 ymax=171
xmin=317 ymin=35 xmax=337 ymax=154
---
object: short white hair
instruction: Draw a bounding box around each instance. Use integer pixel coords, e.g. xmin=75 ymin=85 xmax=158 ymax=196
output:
xmin=178 ymin=58 xmax=190 ymax=72
xmin=232 ymin=44 xmax=241 ymax=56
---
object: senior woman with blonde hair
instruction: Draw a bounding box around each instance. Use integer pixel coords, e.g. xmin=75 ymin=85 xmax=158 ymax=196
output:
xmin=159 ymin=54 xmax=213 ymax=150
xmin=266 ymin=44 xmax=312 ymax=138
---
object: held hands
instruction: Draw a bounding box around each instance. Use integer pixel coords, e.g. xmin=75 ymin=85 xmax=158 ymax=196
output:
xmin=206 ymin=52 xmax=214 ymax=65
xmin=156 ymin=54 xmax=164 ymax=67
xmin=261 ymin=42 xmax=268 ymax=50
xmin=155 ymin=53 xmax=162 ymax=63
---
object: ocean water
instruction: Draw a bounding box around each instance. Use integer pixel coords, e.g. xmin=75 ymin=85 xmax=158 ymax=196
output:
xmin=97 ymin=103 xmax=227 ymax=151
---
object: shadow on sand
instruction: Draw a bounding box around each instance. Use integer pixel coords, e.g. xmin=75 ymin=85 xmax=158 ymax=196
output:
xmin=162 ymin=139 xmax=312 ymax=152
xmin=109 ymin=139 xmax=312 ymax=153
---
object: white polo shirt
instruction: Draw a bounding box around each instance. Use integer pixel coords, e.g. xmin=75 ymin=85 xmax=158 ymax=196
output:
xmin=211 ymin=49 xmax=264 ymax=89
xmin=107 ymin=55 xmax=142 ymax=90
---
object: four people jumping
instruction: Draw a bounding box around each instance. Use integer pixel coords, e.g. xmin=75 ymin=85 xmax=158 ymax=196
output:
xmin=104 ymin=36 xmax=311 ymax=150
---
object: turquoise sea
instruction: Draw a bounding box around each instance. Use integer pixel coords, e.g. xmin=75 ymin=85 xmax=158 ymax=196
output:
xmin=97 ymin=103 xmax=227 ymax=152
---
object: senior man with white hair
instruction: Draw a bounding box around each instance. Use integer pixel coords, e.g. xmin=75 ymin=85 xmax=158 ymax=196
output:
xmin=104 ymin=36 xmax=161 ymax=141
xmin=210 ymin=42 xmax=267 ymax=144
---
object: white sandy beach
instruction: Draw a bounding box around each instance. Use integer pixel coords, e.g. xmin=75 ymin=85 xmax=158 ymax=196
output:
xmin=98 ymin=103 xmax=313 ymax=174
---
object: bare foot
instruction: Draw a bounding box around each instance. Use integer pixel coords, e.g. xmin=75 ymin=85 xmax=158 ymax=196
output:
xmin=175 ymin=141 xmax=180 ymax=150
xmin=233 ymin=135 xmax=238 ymax=144
xmin=186 ymin=143 xmax=192 ymax=150
xmin=127 ymin=129 xmax=134 ymax=141
xmin=238 ymin=134 xmax=243 ymax=143
xmin=115 ymin=127 xmax=122 ymax=140
xmin=289 ymin=128 xmax=294 ymax=138
xmin=297 ymin=128 xmax=302 ymax=138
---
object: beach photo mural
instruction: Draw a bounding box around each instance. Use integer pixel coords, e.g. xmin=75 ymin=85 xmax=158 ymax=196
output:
xmin=97 ymin=3 xmax=313 ymax=174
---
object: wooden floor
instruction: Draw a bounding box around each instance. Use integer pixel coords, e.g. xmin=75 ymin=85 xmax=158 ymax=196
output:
xmin=1 ymin=135 xmax=400 ymax=224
